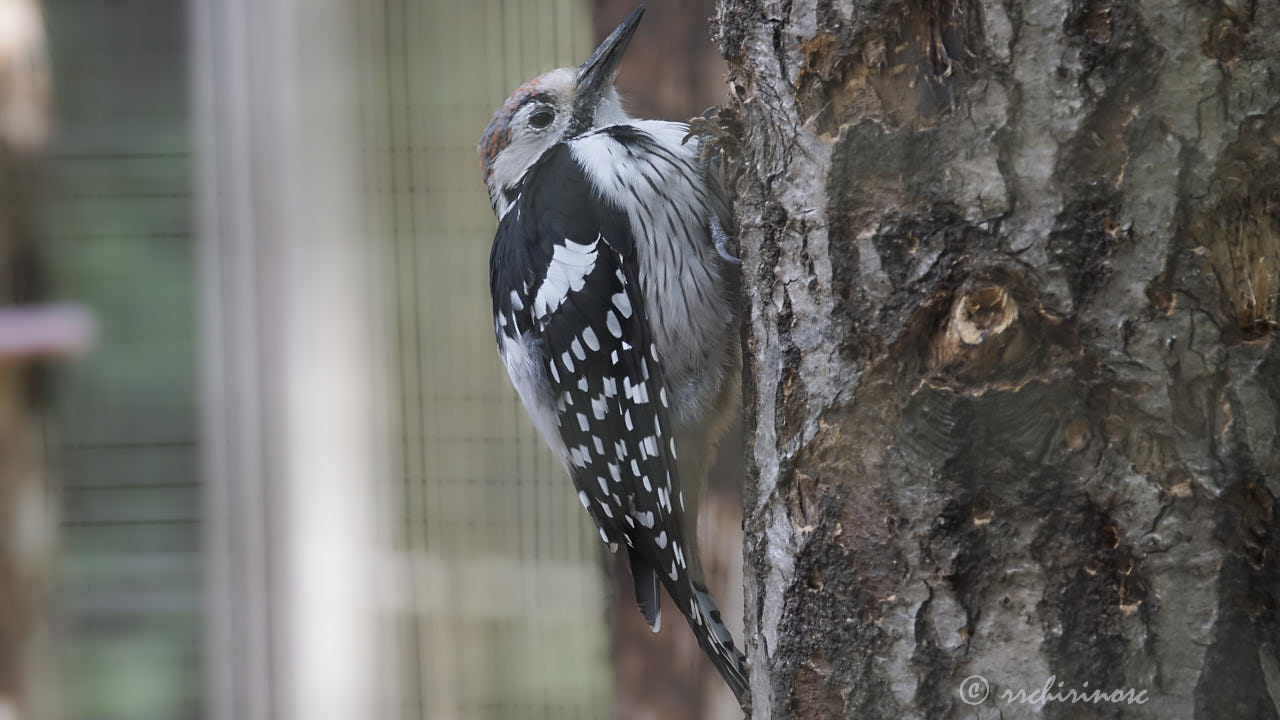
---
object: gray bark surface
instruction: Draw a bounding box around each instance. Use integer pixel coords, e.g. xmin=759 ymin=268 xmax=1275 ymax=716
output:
xmin=710 ymin=0 xmax=1280 ymax=717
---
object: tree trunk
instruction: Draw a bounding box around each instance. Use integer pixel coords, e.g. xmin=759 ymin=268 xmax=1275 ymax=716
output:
xmin=712 ymin=0 xmax=1280 ymax=717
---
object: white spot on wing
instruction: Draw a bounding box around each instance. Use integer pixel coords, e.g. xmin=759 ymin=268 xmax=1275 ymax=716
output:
xmin=611 ymin=291 xmax=632 ymax=318
xmin=533 ymin=237 xmax=598 ymax=319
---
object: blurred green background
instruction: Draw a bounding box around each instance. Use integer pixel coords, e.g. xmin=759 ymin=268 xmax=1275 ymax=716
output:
xmin=355 ymin=1 xmax=612 ymax=717
xmin=43 ymin=0 xmax=200 ymax=718
xmin=41 ymin=1 xmax=612 ymax=718
xmin=32 ymin=1 xmax=731 ymax=718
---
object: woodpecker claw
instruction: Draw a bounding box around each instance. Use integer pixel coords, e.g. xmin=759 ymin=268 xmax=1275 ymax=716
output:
xmin=709 ymin=215 xmax=741 ymax=265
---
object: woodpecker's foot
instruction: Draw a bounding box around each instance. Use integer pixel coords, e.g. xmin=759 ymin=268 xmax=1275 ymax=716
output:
xmin=683 ymin=107 xmax=725 ymax=146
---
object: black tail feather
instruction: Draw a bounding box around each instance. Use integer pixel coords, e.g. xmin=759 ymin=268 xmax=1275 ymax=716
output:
xmin=626 ymin=554 xmax=749 ymax=702
xmin=687 ymin=580 xmax=749 ymax=702
xmin=627 ymin=547 xmax=663 ymax=632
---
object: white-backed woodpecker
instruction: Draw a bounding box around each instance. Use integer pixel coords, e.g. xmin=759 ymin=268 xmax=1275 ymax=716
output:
xmin=478 ymin=5 xmax=746 ymax=700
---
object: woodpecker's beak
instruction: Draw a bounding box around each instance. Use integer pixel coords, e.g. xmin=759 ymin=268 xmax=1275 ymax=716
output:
xmin=576 ymin=5 xmax=643 ymax=105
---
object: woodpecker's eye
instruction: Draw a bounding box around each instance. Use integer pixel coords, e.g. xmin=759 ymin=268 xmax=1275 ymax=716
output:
xmin=529 ymin=109 xmax=555 ymax=130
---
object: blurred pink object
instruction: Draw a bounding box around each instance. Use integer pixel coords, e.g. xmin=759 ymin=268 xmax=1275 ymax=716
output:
xmin=0 ymin=303 xmax=95 ymax=358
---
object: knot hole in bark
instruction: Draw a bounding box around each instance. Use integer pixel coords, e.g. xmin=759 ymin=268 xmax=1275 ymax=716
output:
xmin=924 ymin=269 xmax=1081 ymax=392
xmin=951 ymin=283 xmax=1017 ymax=345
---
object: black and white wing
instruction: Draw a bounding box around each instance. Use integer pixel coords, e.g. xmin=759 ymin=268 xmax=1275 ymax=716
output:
xmin=488 ymin=143 xmax=747 ymax=696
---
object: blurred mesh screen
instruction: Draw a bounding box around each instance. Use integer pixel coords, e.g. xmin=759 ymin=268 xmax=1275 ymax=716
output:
xmin=43 ymin=1 xmax=200 ymax=719
xmin=357 ymin=1 xmax=612 ymax=717
xmin=40 ymin=0 xmax=612 ymax=719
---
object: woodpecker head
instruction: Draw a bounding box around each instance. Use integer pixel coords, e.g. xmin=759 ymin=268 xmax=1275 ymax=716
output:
xmin=479 ymin=5 xmax=643 ymax=217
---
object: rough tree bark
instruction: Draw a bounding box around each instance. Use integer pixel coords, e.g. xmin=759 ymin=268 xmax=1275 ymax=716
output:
xmin=711 ymin=0 xmax=1280 ymax=717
